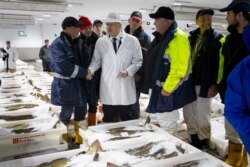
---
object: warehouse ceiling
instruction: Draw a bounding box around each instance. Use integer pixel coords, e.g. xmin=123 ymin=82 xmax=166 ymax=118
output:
xmin=0 ymin=0 xmax=231 ymax=27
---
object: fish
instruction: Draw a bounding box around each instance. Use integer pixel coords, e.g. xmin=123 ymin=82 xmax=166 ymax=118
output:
xmin=176 ymin=144 xmax=186 ymax=154
xmin=86 ymin=139 xmax=103 ymax=154
xmin=0 ymin=114 xmax=34 ymax=121
xmin=28 ymin=79 xmax=33 ymax=86
xmin=4 ymin=104 xmax=39 ymax=111
xmin=144 ymin=115 xmax=151 ymax=126
xmin=125 ymin=142 xmax=154 ymax=157
xmin=1 ymin=86 xmax=21 ymax=89
xmin=11 ymin=99 xmax=23 ymax=103
xmin=125 ymin=141 xmax=178 ymax=159
xmin=107 ymin=127 xmax=154 ymax=137
xmin=34 ymin=158 xmax=69 ymax=167
xmin=106 ymin=162 xmax=120 ymax=167
xmin=106 ymin=162 xmax=131 ymax=167
xmin=8 ymin=124 xmax=35 ymax=134
xmin=173 ymin=160 xmax=201 ymax=167
xmin=108 ymin=135 xmax=141 ymax=141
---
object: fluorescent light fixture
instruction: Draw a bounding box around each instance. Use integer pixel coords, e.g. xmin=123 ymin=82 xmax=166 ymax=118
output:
xmin=173 ymin=2 xmax=182 ymax=6
xmin=139 ymin=10 xmax=147 ymax=13
xmin=68 ymin=4 xmax=73 ymax=7
xmin=43 ymin=14 xmax=51 ymax=18
xmin=36 ymin=18 xmax=44 ymax=21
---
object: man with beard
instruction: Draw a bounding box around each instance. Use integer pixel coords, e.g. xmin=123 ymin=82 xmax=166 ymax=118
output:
xmin=224 ymin=24 xmax=250 ymax=163
xmin=219 ymin=0 xmax=250 ymax=166
xmin=124 ymin=11 xmax=151 ymax=119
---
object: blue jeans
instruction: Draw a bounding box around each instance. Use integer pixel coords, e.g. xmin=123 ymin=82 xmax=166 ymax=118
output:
xmin=60 ymin=105 xmax=87 ymax=124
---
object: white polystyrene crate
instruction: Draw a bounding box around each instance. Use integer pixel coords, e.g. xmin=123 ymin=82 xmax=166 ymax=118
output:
xmin=81 ymin=120 xmax=200 ymax=155
xmin=0 ymin=148 xmax=86 ymax=167
xmin=132 ymin=152 xmax=231 ymax=167
xmin=0 ymin=105 xmax=56 ymax=125
xmin=0 ymin=118 xmax=67 ymax=158
xmin=210 ymin=117 xmax=228 ymax=157
xmin=0 ymin=141 xmax=67 ymax=162
xmin=0 ymin=102 xmax=47 ymax=113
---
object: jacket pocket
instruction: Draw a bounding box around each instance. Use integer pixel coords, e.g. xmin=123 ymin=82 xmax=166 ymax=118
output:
xmin=156 ymin=94 xmax=174 ymax=112
xmin=58 ymin=79 xmax=76 ymax=103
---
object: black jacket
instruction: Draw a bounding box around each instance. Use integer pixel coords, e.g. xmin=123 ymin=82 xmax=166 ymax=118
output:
xmin=219 ymin=27 xmax=250 ymax=103
xmin=124 ymin=25 xmax=151 ymax=90
xmin=141 ymin=31 xmax=162 ymax=94
xmin=80 ymin=32 xmax=100 ymax=107
xmin=189 ymin=28 xmax=224 ymax=97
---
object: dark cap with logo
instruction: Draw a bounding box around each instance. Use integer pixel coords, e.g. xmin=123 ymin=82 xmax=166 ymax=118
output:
xmin=196 ymin=8 xmax=214 ymax=19
xmin=130 ymin=11 xmax=142 ymax=21
xmin=220 ymin=0 xmax=250 ymax=12
xmin=149 ymin=6 xmax=175 ymax=20
xmin=62 ymin=16 xmax=83 ymax=30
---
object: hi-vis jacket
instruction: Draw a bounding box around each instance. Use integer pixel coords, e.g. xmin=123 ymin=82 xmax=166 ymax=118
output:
xmin=89 ymin=31 xmax=142 ymax=105
xmin=4 ymin=47 xmax=18 ymax=69
xmin=147 ymin=22 xmax=196 ymax=113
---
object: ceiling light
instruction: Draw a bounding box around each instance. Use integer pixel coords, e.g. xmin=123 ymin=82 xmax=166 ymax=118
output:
xmin=43 ymin=14 xmax=51 ymax=18
xmin=173 ymin=2 xmax=182 ymax=6
xmin=68 ymin=4 xmax=73 ymax=7
xmin=139 ymin=10 xmax=147 ymax=13
xmin=36 ymin=18 xmax=43 ymax=21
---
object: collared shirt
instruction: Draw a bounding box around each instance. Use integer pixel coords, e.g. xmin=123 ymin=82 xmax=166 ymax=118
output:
xmin=109 ymin=32 xmax=124 ymax=51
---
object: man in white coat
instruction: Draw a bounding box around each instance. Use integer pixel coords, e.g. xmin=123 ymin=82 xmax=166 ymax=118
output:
xmin=1 ymin=41 xmax=19 ymax=72
xmin=88 ymin=12 xmax=143 ymax=122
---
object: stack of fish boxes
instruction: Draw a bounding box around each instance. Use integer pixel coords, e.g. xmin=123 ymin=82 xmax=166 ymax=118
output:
xmin=0 ymin=68 xmax=66 ymax=161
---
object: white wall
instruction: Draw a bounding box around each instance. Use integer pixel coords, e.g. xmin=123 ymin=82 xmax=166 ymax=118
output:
xmin=0 ymin=24 xmax=62 ymax=60
xmin=0 ymin=21 xmax=196 ymax=60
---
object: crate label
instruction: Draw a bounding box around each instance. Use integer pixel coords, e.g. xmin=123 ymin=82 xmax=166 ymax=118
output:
xmin=12 ymin=134 xmax=45 ymax=144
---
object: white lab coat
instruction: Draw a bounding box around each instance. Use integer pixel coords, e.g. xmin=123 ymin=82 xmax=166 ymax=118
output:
xmin=3 ymin=47 xmax=19 ymax=69
xmin=89 ymin=31 xmax=142 ymax=105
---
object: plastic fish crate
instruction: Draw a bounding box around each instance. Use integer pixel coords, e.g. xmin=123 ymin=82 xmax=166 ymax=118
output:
xmin=0 ymin=118 xmax=67 ymax=160
xmin=132 ymin=152 xmax=232 ymax=167
xmin=0 ymin=141 xmax=67 ymax=162
xmin=81 ymin=120 xmax=201 ymax=154
xmin=0 ymin=147 xmax=86 ymax=167
xmin=210 ymin=117 xmax=228 ymax=157
xmin=0 ymin=105 xmax=56 ymax=125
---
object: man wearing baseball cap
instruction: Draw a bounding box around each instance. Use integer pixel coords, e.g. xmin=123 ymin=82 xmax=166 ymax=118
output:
xmin=182 ymin=8 xmax=225 ymax=151
xmin=144 ymin=6 xmax=196 ymax=135
xmin=50 ymin=16 xmax=89 ymax=145
xmin=124 ymin=11 xmax=151 ymax=119
xmin=219 ymin=0 xmax=250 ymax=166
xmin=88 ymin=12 xmax=142 ymax=123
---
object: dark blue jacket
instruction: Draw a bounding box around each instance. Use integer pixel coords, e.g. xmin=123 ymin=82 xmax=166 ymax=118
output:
xmin=146 ymin=22 xmax=196 ymax=113
xmin=50 ymin=32 xmax=88 ymax=106
xmin=189 ymin=28 xmax=224 ymax=98
xmin=124 ymin=25 xmax=151 ymax=90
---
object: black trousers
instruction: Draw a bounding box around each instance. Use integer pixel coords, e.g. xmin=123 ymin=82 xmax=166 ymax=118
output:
xmin=102 ymin=104 xmax=133 ymax=123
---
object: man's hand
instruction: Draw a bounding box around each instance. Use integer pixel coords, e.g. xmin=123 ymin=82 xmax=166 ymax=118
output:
xmin=86 ymin=69 xmax=93 ymax=80
xmin=207 ymin=85 xmax=218 ymax=98
xmin=118 ymin=70 xmax=128 ymax=78
xmin=161 ymin=89 xmax=170 ymax=96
